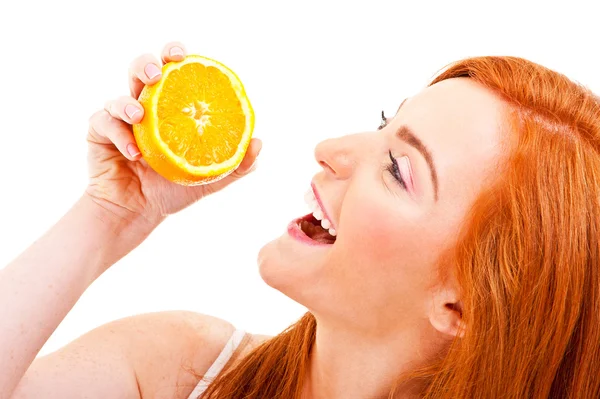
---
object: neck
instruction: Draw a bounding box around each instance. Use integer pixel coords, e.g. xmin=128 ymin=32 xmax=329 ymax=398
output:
xmin=302 ymin=318 xmax=430 ymax=399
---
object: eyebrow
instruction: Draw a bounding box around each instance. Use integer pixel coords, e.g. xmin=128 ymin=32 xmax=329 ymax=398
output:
xmin=395 ymin=125 xmax=439 ymax=201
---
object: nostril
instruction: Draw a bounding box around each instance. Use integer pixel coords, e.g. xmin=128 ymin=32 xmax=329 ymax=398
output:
xmin=319 ymin=160 xmax=335 ymax=175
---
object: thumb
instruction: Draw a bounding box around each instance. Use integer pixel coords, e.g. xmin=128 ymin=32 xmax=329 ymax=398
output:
xmin=235 ymin=138 xmax=262 ymax=176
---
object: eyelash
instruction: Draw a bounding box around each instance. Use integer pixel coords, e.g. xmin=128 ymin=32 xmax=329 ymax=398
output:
xmin=378 ymin=111 xmax=407 ymax=190
xmin=387 ymin=151 xmax=407 ymax=190
xmin=377 ymin=110 xmax=388 ymax=130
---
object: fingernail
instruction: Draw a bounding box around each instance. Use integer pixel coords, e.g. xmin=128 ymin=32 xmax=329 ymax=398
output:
xmin=170 ymin=46 xmax=184 ymax=57
xmin=125 ymin=104 xmax=141 ymax=120
xmin=256 ymin=140 xmax=263 ymax=155
xmin=144 ymin=63 xmax=161 ymax=80
xmin=249 ymin=159 xmax=259 ymax=171
xmin=127 ymin=143 xmax=141 ymax=158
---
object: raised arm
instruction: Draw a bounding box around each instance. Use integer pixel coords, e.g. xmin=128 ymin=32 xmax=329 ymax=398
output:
xmin=0 ymin=41 xmax=261 ymax=398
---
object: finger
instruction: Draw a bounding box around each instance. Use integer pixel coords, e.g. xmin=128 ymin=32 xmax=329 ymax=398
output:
xmin=161 ymin=41 xmax=187 ymax=64
xmin=88 ymin=110 xmax=142 ymax=161
xmin=128 ymin=53 xmax=163 ymax=98
xmin=104 ymin=96 xmax=145 ymax=124
xmin=233 ymin=138 xmax=262 ymax=175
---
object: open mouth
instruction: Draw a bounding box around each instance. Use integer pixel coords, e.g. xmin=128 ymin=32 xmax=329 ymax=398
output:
xmin=298 ymin=213 xmax=337 ymax=245
xmin=295 ymin=186 xmax=337 ymax=245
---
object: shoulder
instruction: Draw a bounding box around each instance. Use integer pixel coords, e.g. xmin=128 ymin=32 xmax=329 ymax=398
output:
xmin=110 ymin=311 xmax=236 ymax=398
xmin=122 ymin=311 xmax=273 ymax=397
xmin=56 ymin=310 xmax=237 ymax=399
xmin=17 ymin=311 xmax=271 ymax=399
xmin=16 ymin=311 xmax=238 ymax=399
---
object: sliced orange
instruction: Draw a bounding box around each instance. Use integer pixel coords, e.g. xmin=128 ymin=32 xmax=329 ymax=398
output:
xmin=133 ymin=55 xmax=254 ymax=185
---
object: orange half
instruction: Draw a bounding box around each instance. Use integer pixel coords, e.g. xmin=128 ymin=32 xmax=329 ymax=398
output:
xmin=133 ymin=55 xmax=254 ymax=185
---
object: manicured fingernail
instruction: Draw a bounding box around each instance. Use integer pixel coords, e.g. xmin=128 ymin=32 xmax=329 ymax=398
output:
xmin=144 ymin=63 xmax=161 ymax=79
xmin=170 ymin=47 xmax=184 ymax=57
xmin=127 ymin=143 xmax=141 ymax=158
xmin=125 ymin=104 xmax=141 ymax=120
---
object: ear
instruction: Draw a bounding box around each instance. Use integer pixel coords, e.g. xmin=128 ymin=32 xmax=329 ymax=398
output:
xmin=428 ymin=286 xmax=465 ymax=338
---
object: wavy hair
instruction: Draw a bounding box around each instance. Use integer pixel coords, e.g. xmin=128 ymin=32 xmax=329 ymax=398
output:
xmin=199 ymin=56 xmax=600 ymax=398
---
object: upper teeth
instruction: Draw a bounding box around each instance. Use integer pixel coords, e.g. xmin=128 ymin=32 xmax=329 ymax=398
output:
xmin=304 ymin=189 xmax=337 ymax=237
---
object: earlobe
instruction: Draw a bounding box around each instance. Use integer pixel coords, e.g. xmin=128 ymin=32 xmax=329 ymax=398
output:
xmin=429 ymin=290 xmax=465 ymax=338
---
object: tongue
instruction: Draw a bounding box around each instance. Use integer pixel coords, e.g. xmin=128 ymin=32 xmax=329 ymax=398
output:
xmin=312 ymin=228 xmax=334 ymax=244
xmin=301 ymin=220 xmax=335 ymax=244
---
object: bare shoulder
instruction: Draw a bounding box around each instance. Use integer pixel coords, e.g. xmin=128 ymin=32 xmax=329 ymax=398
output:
xmin=108 ymin=311 xmax=237 ymax=398
xmin=18 ymin=311 xmax=237 ymax=399
xmin=17 ymin=311 xmax=274 ymax=399
xmin=121 ymin=311 xmax=273 ymax=397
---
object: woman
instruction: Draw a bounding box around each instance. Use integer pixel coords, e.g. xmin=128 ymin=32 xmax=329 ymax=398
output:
xmin=1 ymin=41 xmax=599 ymax=398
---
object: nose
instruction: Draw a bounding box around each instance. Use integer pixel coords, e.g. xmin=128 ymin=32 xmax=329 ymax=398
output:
xmin=314 ymin=135 xmax=358 ymax=179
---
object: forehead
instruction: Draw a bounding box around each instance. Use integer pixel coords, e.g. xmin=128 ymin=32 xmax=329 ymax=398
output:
xmin=395 ymin=78 xmax=507 ymax=206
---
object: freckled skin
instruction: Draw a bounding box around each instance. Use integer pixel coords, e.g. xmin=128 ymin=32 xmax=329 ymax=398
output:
xmin=258 ymin=78 xmax=507 ymax=335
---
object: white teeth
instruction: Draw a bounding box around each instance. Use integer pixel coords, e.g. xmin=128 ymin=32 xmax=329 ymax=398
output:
xmin=304 ymin=187 xmax=337 ymax=238
xmin=313 ymin=209 xmax=324 ymax=220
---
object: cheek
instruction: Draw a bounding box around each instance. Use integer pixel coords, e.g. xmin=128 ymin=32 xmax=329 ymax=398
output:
xmin=352 ymin=209 xmax=398 ymax=260
xmin=339 ymin=192 xmax=435 ymax=281
xmin=345 ymin=198 xmax=399 ymax=256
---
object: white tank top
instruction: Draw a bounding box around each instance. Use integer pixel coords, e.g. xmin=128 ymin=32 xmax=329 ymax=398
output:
xmin=187 ymin=329 xmax=247 ymax=399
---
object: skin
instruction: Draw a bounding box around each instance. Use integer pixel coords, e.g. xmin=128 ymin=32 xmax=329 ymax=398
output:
xmin=260 ymin=77 xmax=507 ymax=397
xmin=0 ymin=42 xmax=507 ymax=399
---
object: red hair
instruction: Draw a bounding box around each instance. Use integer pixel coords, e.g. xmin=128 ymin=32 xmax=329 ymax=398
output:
xmin=199 ymin=57 xmax=600 ymax=398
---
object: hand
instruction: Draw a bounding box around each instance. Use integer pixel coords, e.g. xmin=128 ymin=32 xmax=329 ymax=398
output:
xmin=86 ymin=42 xmax=262 ymax=227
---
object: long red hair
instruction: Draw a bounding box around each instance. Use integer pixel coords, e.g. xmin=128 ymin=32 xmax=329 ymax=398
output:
xmin=199 ymin=56 xmax=600 ymax=398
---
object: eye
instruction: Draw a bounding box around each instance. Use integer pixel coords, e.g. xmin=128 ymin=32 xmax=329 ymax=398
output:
xmin=386 ymin=150 xmax=407 ymax=190
xmin=377 ymin=110 xmax=388 ymax=130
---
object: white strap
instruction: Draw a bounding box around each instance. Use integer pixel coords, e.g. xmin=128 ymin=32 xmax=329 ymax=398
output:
xmin=187 ymin=329 xmax=246 ymax=399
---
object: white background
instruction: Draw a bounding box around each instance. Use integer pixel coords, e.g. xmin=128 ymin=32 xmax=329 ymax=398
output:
xmin=0 ymin=0 xmax=598 ymax=355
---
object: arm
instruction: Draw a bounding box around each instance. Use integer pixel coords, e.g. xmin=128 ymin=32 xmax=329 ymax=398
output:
xmin=1 ymin=41 xmax=260 ymax=398
xmin=0 ymin=194 xmax=158 ymax=398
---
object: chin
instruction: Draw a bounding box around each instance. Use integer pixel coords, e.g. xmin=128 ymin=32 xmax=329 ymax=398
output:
xmin=257 ymin=237 xmax=289 ymax=289
xmin=257 ymin=214 xmax=337 ymax=305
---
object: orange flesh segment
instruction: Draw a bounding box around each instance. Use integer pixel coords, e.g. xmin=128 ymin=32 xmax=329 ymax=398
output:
xmin=156 ymin=63 xmax=246 ymax=167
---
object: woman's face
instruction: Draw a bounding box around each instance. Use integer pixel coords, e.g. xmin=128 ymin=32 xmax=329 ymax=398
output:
xmin=258 ymin=78 xmax=507 ymax=335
